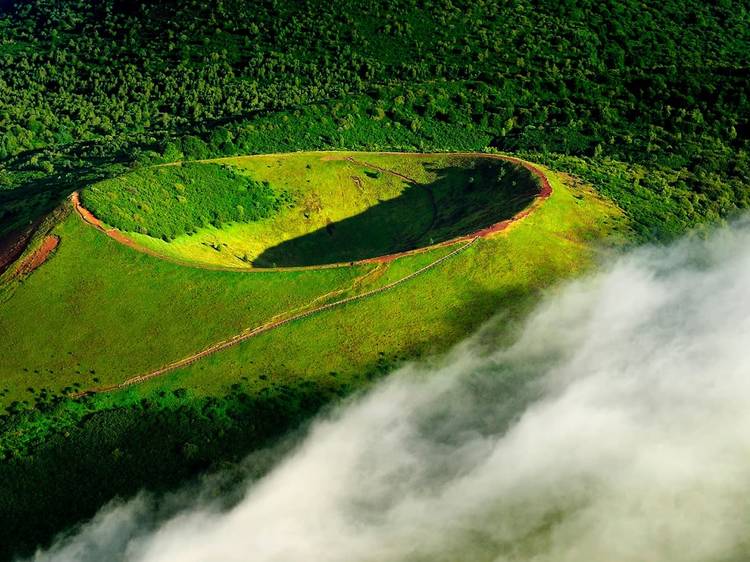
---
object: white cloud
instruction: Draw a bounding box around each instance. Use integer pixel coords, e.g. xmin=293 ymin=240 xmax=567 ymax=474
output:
xmin=28 ymin=218 xmax=750 ymax=562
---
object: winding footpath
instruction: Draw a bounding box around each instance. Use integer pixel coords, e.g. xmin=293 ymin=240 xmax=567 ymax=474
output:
xmin=70 ymin=153 xmax=553 ymax=397
xmin=72 ymin=237 xmax=477 ymax=397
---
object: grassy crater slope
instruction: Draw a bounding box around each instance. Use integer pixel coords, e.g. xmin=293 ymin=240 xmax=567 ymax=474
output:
xmin=0 ymin=153 xmax=630 ymax=559
xmin=84 ymin=152 xmax=541 ymax=268
xmin=0 ymin=153 xmax=628 ymax=410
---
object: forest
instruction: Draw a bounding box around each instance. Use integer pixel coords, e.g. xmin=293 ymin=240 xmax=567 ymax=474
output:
xmin=0 ymin=0 xmax=748 ymax=242
xmin=82 ymin=163 xmax=289 ymax=240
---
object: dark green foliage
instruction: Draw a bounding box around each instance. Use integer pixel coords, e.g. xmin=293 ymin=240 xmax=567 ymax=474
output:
xmin=0 ymin=0 xmax=746 ymax=166
xmin=523 ymin=152 xmax=750 ymax=241
xmin=0 ymin=0 xmax=747 ymax=241
xmin=0 ymin=383 xmax=332 ymax=561
xmin=82 ymin=163 xmax=289 ymax=240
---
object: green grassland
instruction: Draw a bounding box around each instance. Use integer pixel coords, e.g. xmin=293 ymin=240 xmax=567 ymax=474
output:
xmin=87 ymin=152 xmax=539 ymax=268
xmin=0 ymin=153 xmax=626 ymax=410
xmin=0 ymin=152 xmax=629 ymax=558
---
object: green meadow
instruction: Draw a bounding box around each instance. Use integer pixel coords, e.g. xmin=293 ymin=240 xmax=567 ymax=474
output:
xmin=0 ymin=153 xmax=628 ymax=409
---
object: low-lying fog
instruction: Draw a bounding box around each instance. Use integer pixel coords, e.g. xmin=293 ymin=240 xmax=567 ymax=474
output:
xmin=28 ymin=217 xmax=750 ymax=562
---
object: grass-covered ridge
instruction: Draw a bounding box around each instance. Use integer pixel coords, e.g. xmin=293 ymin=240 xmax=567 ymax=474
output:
xmin=0 ymin=157 xmax=626 ymax=411
xmin=94 ymin=152 xmax=541 ymax=268
xmin=0 ymin=155 xmax=630 ymax=558
xmin=81 ymin=163 xmax=290 ymax=241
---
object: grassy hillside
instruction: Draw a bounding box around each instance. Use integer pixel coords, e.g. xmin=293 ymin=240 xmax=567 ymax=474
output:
xmin=0 ymin=154 xmax=629 ymax=558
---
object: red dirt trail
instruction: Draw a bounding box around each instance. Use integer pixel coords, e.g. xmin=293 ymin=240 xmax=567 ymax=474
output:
xmin=71 ymin=192 xmax=169 ymax=257
xmin=17 ymin=235 xmax=59 ymax=276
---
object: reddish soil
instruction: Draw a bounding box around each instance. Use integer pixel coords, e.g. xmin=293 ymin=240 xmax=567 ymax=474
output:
xmin=0 ymin=220 xmax=43 ymax=275
xmin=17 ymin=235 xmax=59 ymax=276
xmin=70 ymin=191 xmax=105 ymax=229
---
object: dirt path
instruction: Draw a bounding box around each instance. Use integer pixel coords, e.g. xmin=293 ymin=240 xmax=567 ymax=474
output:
xmin=16 ymin=235 xmax=60 ymax=276
xmin=268 ymin=262 xmax=384 ymax=323
xmin=72 ymin=237 xmax=477 ymax=398
xmin=71 ymin=192 xmax=171 ymax=258
xmin=70 ymin=153 xmax=552 ymax=271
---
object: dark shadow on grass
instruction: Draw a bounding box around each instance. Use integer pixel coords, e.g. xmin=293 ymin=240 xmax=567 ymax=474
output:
xmin=0 ymin=141 xmax=139 ymax=268
xmin=254 ymin=158 xmax=540 ymax=267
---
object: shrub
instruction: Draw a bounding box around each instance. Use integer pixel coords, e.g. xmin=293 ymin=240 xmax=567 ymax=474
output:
xmin=82 ymin=163 xmax=291 ymax=240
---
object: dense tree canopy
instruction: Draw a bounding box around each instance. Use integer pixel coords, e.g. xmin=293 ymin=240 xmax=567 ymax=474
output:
xmin=0 ymin=0 xmax=748 ymax=239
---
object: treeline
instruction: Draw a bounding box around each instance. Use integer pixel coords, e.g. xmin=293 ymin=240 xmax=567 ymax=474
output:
xmin=0 ymin=0 xmax=745 ymax=165
xmin=82 ymin=163 xmax=291 ymax=240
